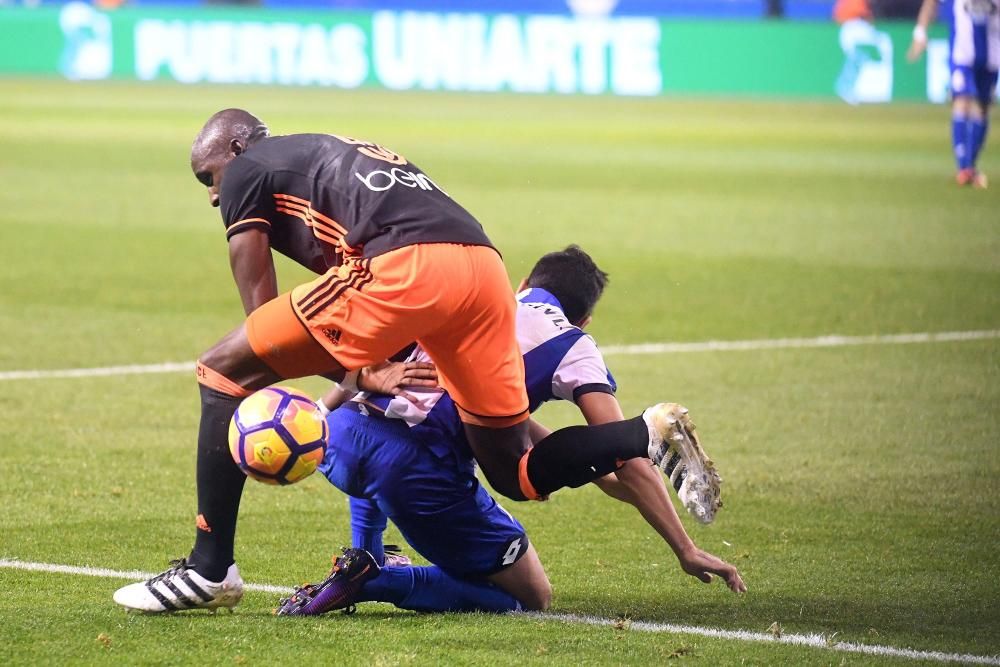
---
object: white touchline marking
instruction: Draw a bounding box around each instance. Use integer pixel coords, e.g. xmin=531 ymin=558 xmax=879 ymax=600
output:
xmin=0 ymin=361 xmax=194 ymax=382
xmin=533 ymin=613 xmax=1000 ymax=666
xmin=0 ymin=558 xmax=290 ymax=595
xmin=599 ymin=329 xmax=1000 ymax=356
xmin=1 ymin=559 xmax=997 ymax=665
xmin=0 ymin=330 xmax=997 ymax=382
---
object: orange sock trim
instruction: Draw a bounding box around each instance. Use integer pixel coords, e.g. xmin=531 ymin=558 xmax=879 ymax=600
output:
xmin=456 ymin=404 xmax=530 ymax=428
xmin=196 ymin=362 xmax=253 ymax=398
xmin=518 ymin=450 xmax=546 ymax=502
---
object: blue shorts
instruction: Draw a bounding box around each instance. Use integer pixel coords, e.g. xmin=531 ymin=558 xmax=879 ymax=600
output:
xmin=319 ymin=405 xmax=528 ymax=578
xmin=951 ymin=64 xmax=998 ymax=106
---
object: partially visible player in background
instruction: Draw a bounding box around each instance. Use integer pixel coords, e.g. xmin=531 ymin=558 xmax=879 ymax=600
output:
xmin=274 ymin=246 xmax=742 ymax=616
xmin=909 ymin=0 xmax=999 ymax=188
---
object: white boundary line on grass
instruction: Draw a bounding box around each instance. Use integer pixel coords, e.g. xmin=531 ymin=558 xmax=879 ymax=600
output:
xmin=534 ymin=613 xmax=1000 ymax=666
xmin=0 ymin=361 xmax=194 ymax=382
xmin=1 ymin=330 xmax=998 ymax=382
xmin=599 ymin=329 xmax=1000 ymax=356
xmin=2 ymin=558 xmax=997 ymax=665
xmin=0 ymin=558 xmax=291 ymax=595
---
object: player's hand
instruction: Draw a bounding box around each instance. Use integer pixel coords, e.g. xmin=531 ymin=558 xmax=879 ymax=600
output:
xmin=906 ymin=40 xmax=927 ymax=62
xmin=907 ymin=33 xmax=927 ymax=62
xmin=678 ymin=547 xmax=747 ymax=593
xmin=358 ymin=361 xmax=438 ymax=400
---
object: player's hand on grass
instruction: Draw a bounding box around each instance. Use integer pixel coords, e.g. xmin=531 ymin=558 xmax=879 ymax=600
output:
xmin=359 ymin=361 xmax=438 ymax=400
xmin=678 ymin=546 xmax=747 ymax=593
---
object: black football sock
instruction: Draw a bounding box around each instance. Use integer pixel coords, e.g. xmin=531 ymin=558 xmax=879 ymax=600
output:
xmin=188 ymin=385 xmax=246 ymax=582
xmin=525 ymin=415 xmax=649 ymax=496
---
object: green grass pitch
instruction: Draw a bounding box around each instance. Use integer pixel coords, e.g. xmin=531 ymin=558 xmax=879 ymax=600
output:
xmin=0 ymin=79 xmax=998 ymax=665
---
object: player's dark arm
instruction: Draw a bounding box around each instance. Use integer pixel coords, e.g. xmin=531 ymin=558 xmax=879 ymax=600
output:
xmin=553 ymin=392 xmax=746 ymax=592
xmin=228 ymin=228 xmax=278 ymax=315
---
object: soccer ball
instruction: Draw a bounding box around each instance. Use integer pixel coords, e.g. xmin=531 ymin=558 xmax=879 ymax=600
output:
xmin=228 ymin=386 xmax=328 ymax=485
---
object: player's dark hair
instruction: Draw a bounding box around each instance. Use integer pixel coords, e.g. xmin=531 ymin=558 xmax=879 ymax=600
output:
xmin=525 ymin=245 xmax=609 ymax=324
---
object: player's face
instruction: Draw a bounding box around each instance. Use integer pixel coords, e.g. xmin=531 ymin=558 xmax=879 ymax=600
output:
xmin=192 ymin=153 xmax=231 ymax=208
xmin=192 ymin=139 xmax=246 ymax=208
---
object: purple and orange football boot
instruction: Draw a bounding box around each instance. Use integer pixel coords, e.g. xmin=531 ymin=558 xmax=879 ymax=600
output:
xmin=382 ymin=544 xmax=412 ymax=567
xmin=275 ymin=548 xmax=380 ymax=616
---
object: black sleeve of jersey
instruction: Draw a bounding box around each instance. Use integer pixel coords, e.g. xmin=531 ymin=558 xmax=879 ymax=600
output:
xmin=572 ymin=383 xmax=616 ymax=404
xmin=219 ymin=157 xmax=276 ymax=240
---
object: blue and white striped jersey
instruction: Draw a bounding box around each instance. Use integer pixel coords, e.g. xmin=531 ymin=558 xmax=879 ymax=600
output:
xmin=948 ymin=0 xmax=1000 ymax=70
xmin=353 ymin=287 xmax=616 ymax=456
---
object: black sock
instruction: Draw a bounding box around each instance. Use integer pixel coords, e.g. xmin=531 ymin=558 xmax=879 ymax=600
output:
xmin=188 ymin=385 xmax=246 ymax=581
xmin=526 ymin=415 xmax=649 ymax=496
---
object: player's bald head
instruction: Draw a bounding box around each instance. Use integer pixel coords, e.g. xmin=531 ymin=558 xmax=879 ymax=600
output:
xmin=191 ymin=108 xmax=269 ymax=165
xmin=191 ymin=109 xmax=269 ymax=208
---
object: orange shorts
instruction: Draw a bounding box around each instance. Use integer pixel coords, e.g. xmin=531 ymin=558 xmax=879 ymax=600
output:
xmin=245 ymin=243 xmax=528 ymax=427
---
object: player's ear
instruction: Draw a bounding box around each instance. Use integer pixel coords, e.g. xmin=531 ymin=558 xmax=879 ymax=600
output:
xmin=230 ymin=138 xmax=244 ymax=156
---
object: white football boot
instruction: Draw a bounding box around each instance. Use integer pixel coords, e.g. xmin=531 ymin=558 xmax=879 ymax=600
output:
xmin=113 ymin=559 xmax=243 ymax=613
xmin=643 ymin=403 xmax=722 ymax=524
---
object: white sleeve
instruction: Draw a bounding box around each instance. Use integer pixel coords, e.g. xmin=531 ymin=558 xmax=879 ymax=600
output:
xmin=551 ymin=335 xmax=614 ymax=403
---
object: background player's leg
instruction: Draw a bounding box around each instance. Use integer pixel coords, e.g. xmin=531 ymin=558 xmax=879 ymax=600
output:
xmin=971 ymin=123 xmax=987 ymax=167
xmin=970 ymin=71 xmax=997 ymax=171
xmin=952 ymin=95 xmax=974 ymax=181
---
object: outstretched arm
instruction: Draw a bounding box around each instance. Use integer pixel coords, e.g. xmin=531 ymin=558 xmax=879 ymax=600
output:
xmin=595 ymin=459 xmax=745 ymax=592
xmin=573 ymin=392 xmax=746 ymax=593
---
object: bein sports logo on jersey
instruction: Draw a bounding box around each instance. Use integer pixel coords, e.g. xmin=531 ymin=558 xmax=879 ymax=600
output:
xmin=355 ymin=168 xmax=450 ymax=196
